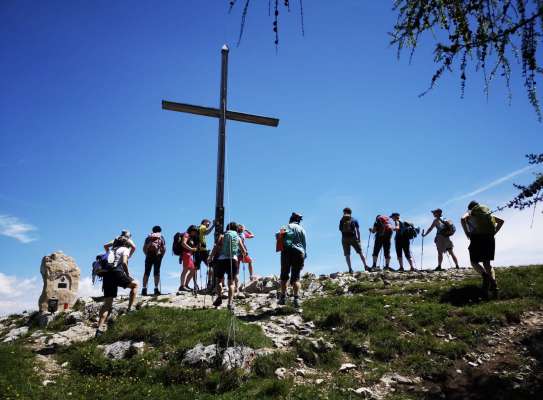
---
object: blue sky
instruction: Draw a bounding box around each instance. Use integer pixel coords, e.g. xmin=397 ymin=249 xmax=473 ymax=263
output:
xmin=1 ymin=1 xmax=541 ymax=314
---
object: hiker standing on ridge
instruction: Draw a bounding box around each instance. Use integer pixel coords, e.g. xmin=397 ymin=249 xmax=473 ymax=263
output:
xmin=238 ymin=224 xmax=256 ymax=282
xmin=96 ymin=230 xmax=138 ymax=337
xmin=422 ymin=208 xmax=461 ymax=271
xmin=195 ymin=219 xmax=215 ymax=289
xmin=339 ymin=207 xmax=369 ymax=273
xmin=209 ymin=221 xmax=247 ymax=311
xmin=276 ymin=212 xmax=307 ymax=308
xmin=369 ymin=215 xmax=393 ymax=272
xmin=461 ymin=201 xmax=504 ymax=297
xmin=141 ymin=225 xmax=166 ymax=296
xmin=178 ymin=225 xmax=199 ymax=292
xmin=391 ymin=213 xmax=417 ymax=272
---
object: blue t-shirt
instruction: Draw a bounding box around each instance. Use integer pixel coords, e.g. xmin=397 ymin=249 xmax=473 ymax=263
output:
xmin=339 ymin=216 xmax=359 ymax=239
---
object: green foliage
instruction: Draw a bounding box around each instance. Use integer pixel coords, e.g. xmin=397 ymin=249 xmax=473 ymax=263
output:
xmin=295 ymin=338 xmax=342 ymax=370
xmin=0 ymin=344 xmax=42 ymax=399
xmin=253 ymin=352 xmax=296 ymax=378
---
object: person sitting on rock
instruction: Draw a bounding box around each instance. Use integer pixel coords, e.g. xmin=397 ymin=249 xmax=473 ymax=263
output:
xmin=209 ymin=221 xmax=247 ymax=311
xmin=96 ymin=230 xmax=138 ymax=337
xmin=277 ymin=212 xmax=307 ymax=308
xmin=461 ymin=201 xmax=504 ymax=297
xmin=141 ymin=225 xmax=166 ymax=296
xmin=422 ymin=208 xmax=460 ymax=271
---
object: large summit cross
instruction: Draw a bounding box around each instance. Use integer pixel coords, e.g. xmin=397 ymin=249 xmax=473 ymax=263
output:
xmin=162 ymin=45 xmax=279 ymax=241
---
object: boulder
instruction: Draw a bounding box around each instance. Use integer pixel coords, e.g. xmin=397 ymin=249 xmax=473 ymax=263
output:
xmin=2 ymin=326 xmax=29 ymax=342
xmin=182 ymin=343 xmax=219 ymax=366
xmin=339 ymin=363 xmax=357 ymax=372
xmin=100 ymin=340 xmax=145 ymax=360
xmin=38 ymin=252 xmax=80 ymax=313
xmin=275 ymin=367 xmax=287 ymax=379
xmin=65 ymin=311 xmax=84 ymax=325
xmin=353 ymin=387 xmax=378 ymax=399
xmin=222 ymin=346 xmax=255 ymax=371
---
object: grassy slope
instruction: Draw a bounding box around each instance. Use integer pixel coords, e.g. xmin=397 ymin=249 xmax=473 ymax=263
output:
xmin=1 ymin=266 xmax=542 ymax=399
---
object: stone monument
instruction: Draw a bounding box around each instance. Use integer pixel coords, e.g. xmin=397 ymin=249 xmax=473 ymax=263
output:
xmin=38 ymin=252 xmax=80 ymax=313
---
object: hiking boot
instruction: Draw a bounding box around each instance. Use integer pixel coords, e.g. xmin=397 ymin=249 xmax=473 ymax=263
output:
xmin=398 ymin=267 xmax=405 ymax=273
xmin=434 ymin=266 xmax=443 ymax=272
xmin=154 ymin=288 xmax=161 ymax=296
xmin=348 ymin=267 xmax=354 ymax=274
xmin=278 ymin=295 xmax=286 ymax=306
xmin=383 ymin=266 xmax=394 ymax=272
xmin=213 ymin=296 xmax=223 ymax=308
xmin=95 ymin=329 xmax=103 ymax=338
xmin=141 ymin=288 xmax=147 ymax=296
xmin=292 ymin=297 xmax=300 ymax=308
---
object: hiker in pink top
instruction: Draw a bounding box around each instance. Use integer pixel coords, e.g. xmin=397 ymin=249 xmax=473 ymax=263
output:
xmin=237 ymin=224 xmax=255 ymax=282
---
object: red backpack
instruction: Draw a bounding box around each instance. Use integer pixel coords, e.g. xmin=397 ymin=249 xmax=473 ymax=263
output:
xmin=145 ymin=233 xmax=165 ymax=256
xmin=375 ymin=215 xmax=393 ymax=234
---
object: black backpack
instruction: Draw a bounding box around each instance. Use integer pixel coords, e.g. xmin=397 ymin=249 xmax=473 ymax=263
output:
xmin=440 ymin=219 xmax=456 ymax=237
xmin=401 ymin=221 xmax=419 ymax=240
xmin=340 ymin=217 xmax=355 ymax=235
xmin=172 ymin=232 xmax=184 ymax=256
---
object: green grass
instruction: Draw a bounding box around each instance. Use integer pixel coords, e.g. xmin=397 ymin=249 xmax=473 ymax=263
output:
xmin=303 ymin=265 xmax=543 ymax=380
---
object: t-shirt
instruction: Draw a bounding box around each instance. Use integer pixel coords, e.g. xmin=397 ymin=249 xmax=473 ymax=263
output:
xmin=113 ymin=246 xmax=131 ymax=271
xmin=284 ymin=223 xmax=307 ymax=257
xmin=339 ymin=216 xmax=359 ymax=239
xmin=197 ymin=224 xmax=208 ymax=251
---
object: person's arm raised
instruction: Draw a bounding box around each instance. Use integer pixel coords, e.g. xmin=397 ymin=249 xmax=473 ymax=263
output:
xmin=460 ymin=213 xmax=471 ymax=239
xmin=494 ymin=216 xmax=505 ymax=234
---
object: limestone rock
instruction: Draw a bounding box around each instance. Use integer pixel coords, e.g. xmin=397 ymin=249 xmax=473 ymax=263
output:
xmin=353 ymin=387 xmax=378 ymax=399
xmin=2 ymin=326 xmax=29 ymax=342
xmin=100 ymin=340 xmax=146 ymax=360
xmin=38 ymin=252 xmax=80 ymax=313
xmin=183 ymin=343 xmax=219 ymax=366
xmin=222 ymin=346 xmax=255 ymax=371
xmin=275 ymin=367 xmax=287 ymax=379
xmin=339 ymin=363 xmax=357 ymax=372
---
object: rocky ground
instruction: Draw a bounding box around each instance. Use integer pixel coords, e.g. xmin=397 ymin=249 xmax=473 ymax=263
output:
xmin=1 ymin=266 xmax=542 ymax=399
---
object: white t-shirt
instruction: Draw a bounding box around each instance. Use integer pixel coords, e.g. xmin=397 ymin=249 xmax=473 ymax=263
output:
xmin=113 ymin=246 xmax=131 ymax=269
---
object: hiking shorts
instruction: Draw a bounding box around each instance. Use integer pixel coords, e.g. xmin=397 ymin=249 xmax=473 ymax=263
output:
xmin=395 ymin=237 xmax=411 ymax=259
xmin=373 ymin=232 xmax=392 ymax=259
xmin=102 ymin=269 xmax=134 ymax=298
xmin=144 ymin=255 xmax=163 ymax=278
xmin=280 ymin=248 xmax=304 ymax=283
xmin=180 ymin=252 xmax=195 ymax=270
xmin=469 ymin=234 xmax=495 ymax=263
xmin=214 ymin=258 xmax=239 ymax=281
xmin=342 ymin=236 xmax=362 ymax=256
xmin=194 ymin=250 xmax=209 ymax=270
xmin=435 ymin=234 xmax=453 ymax=253
xmin=241 ymin=254 xmax=253 ymax=264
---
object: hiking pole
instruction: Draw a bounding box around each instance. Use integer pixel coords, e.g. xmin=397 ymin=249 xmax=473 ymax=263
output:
xmin=365 ymin=232 xmax=372 ymax=263
xmin=421 ymin=230 xmax=425 ymax=271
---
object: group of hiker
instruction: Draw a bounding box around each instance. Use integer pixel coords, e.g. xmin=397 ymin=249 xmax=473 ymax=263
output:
xmin=93 ymin=202 xmax=503 ymax=337
xmin=339 ymin=202 xmax=504 ymax=294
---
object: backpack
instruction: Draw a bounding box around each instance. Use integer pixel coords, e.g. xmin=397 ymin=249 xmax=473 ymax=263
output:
xmin=221 ymin=230 xmax=240 ymax=258
xmin=401 ymin=221 xmax=419 ymax=240
xmin=172 ymin=232 xmax=184 ymax=256
xmin=340 ymin=217 xmax=356 ymax=235
xmin=375 ymin=215 xmax=393 ymax=234
xmin=470 ymin=205 xmax=496 ymax=235
xmin=145 ymin=233 xmax=165 ymax=256
xmin=440 ymin=219 xmax=456 ymax=237
xmin=283 ymin=226 xmax=297 ymax=250
xmin=91 ymin=252 xmax=115 ymax=284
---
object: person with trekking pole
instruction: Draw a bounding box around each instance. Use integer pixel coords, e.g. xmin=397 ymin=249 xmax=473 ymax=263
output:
xmin=390 ymin=213 xmax=417 ymax=272
xmin=461 ymin=201 xmax=505 ymax=298
xmin=422 ymin=209 xmax=461 ymax=271
xmin=339 ymin=207 xmax=369 ymax=273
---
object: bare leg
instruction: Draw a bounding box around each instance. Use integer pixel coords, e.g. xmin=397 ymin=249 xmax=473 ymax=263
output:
xmin=153 ymin=274 xmax=160 ymax=289
xmin=449 ymin=249 xmax=460 ymax=268
xmin=407 ymin=257 xmax=415 ymax=270
xmin=142 ymin=273 xmax=149 ymax=290
xmin=127 ymin=281 xmax=138 ymax=311
xmin=97 ymin=297 xmax=113 ymax=331
xmin=292 ymin=281 xmax=301 ymax=297
xmin=280 ymin=280 xmax=287 ymax=296
xmin=180 ymin=267 xmax=188 ymax=289
xmin=437 ymin=251 xmax=443 ymax=268
xmin=358 ymin=252 xmax=369 ymax=269
xmin=184 ymin=270 xmax=196 ymax=289
xmin=227 ymin=277 xmax=235 ymax=306
xmin=345 ymin=255 xmax=353 ymax=272
xmin=483 ymin=261 xmax=497 ymax=288
xmin=248 ymin=262 xmax=254 ymax=279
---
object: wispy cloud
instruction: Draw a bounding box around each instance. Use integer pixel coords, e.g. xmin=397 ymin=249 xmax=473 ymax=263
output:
xmin=444 ymin=165 xmax=534 ymax=205
xmin=0 ymin=215 xmax=38 ymax=243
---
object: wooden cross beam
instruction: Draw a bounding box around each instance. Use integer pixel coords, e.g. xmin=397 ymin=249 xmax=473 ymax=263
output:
xmin=162 ymin=45 xmax=280 ymax=241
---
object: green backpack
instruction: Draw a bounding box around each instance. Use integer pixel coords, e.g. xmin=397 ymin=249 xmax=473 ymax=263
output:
xmin=470 ymin=205 xmax=496 ymax=235
xmin=283 ymin=226 xmax=296 ymax=250
xmin=221 ymin=230 xmax=240 ymax=258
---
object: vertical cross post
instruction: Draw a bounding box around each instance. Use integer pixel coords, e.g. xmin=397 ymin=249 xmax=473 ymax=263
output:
xmin=215 ymin=45 xmax=229 ymax=241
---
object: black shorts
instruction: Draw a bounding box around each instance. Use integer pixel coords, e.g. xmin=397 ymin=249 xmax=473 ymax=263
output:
xmin=280 ymin=247 xmax=304 ymax=283
xmin=395 ymin=237 xmax=411 ymax=259
xmin=469 ymin=234 xmax=495 ymax=263
xmin=342 ymin=236 xmax=362 ymax=256
xmin=102 ymin=268 xmax=134 ymax=298
xmin=373 ymin=232 xmax=392 ymax=258
xmin=194 ymin=250 xmax=210 ymax=270
xmin=144 ymin=255 xmax=163 ymax=278
xmin=214 ymin=258 xmax=239 ymax=281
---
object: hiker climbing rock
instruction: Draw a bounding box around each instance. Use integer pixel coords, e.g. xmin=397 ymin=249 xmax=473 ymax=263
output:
xmin=276 ymin=212 xmax=306 ymax=308
xmin=209 ymin=222 xmax=247 ymax=311
xmin=422 ymin=209 xmax=461 ymax=271
xmin=96 ymin=230 xmax=138 ymax=337
xmin=461 ymin=201 xmax=505 ymax=298
xmin=390 ymin=213 xmax=418 ymax=272
xmin=141 ymin=225 xmax=166 ymax=296
xmin=339 ymin=207 xmax=369 ymax=273
xmin=369 ymin=215 xmax=393 ymax=272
